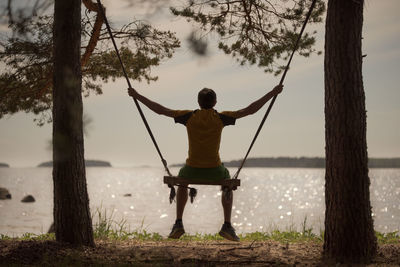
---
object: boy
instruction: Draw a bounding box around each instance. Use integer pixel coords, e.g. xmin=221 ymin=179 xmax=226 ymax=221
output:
xmin=128 ymin=84 xmax=283 ymax=241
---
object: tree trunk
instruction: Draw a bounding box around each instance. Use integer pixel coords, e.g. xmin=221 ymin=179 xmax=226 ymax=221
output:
xmin=324 ymin=0 xmax=376 ymax=262
xmin=52 ymin=0 xmax=94 ymax=246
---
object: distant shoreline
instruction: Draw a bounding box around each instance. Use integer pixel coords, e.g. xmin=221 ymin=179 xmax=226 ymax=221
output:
xmin=37 ymin=160 xmax=112 ymax=167
xmin=171 ymin=157 xmax=400 ymax=168
xmin=3 ymin=157 xmax=400 ymax=168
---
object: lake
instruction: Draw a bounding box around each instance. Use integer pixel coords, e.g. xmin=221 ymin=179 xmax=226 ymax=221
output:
xmin=0 ymin=167 xmax=399 ymax=237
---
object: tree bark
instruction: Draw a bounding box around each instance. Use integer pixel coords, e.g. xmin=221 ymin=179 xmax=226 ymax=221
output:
xmin=324 ymin=0 xmax=376 ymax=262
xmin=52 ymin=0 xmax=94 ymax=246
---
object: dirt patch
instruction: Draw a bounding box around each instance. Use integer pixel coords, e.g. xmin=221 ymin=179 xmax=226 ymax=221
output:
xmin=0 ymin=239 xmax=399 ymax=266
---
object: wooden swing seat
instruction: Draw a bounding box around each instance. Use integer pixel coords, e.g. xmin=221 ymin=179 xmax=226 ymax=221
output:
xmin=163 ymin=176 xmax=240 ymax=189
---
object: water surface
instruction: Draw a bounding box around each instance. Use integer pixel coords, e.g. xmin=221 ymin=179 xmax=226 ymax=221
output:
xmin=0 ymin=167 xmax=399 ymax=237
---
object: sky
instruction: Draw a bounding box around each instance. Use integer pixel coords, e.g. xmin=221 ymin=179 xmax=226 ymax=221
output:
xmin=0 ymin=0 xmax=399 ymax=168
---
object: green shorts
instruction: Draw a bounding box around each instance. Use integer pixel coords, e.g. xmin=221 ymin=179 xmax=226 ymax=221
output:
xmin=178 ymin=164 xmax=230 ymax=181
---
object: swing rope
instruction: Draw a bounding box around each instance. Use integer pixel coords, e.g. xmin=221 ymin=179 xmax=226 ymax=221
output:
xmin=96 ymin=0 xmax=189 ymax=203
xmin=232 ymin=0 xmax=318 ymax=180
xmin=96 ymin=0 xmax=171 ymax=176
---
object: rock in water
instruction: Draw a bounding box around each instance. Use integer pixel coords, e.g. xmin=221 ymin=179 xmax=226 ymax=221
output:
xmin=21 ymin=195 xmax=35 ymax=203
xmin=0 ymin=188 xmax=11 ymax=200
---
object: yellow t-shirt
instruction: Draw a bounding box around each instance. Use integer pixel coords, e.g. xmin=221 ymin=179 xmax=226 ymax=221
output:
xmin=173 ymin=109 xmax=238 ymax=168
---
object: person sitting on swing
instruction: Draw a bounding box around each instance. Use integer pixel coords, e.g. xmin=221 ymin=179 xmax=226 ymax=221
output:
xmin=128 ymin=84 xmax=283 ymax=241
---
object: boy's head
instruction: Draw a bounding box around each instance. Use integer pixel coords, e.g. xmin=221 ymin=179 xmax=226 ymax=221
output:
xmin=198 ymin=88 xmax=217 ymax=109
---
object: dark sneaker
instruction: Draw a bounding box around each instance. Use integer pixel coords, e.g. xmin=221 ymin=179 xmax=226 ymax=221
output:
xmin=219 ymin=223 xmax=240 ymax=242
xmin=168 ymin=221 xmax=185 ymax=239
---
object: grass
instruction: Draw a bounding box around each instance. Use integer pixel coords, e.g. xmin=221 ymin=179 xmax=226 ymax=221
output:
xmin=92 ymin=207 xmax=164 ymax=241
xmin=2 ymin=231 xmax=399 ymax=244
xmin=91 ymin=208 xmax=324 ymax=242
xmin=1 ymin=209 xmax=399 ymax=244
xmin=375 ymin=231 xmax=400 ymax=244
xmin=0 ymin=232 xmax=55 ymax=241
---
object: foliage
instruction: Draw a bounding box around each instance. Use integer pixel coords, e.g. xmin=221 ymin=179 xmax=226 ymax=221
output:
xmin=171 ymin=0 xmax=325 ymax=73
xmin=0 ymin=0 xmax=52 ymax=37
xmin=0 ymin=2 xmax=180 ymax=125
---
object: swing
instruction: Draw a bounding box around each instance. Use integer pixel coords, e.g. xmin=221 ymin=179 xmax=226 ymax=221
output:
xmin=163 ymin=176 xmax=241 ymax=189
xmin=96 ymin=0 xmax=317 ymax=202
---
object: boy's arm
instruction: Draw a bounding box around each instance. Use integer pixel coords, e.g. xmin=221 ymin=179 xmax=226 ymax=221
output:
xmin=128 ymin=87 xmax=175 ymax=118
xmin=232 ymin=84 xmax=283 ymax=119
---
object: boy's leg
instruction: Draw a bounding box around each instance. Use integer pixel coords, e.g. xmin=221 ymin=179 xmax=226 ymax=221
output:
xmin=221 ymin=189 xmax=233 ymax=223
xmin=176 ymin=185 xmax=188 ymax=220
xmin=168 ymin=185 xmax=187 ymax=239
xmin=219 ymin=189 xmax=240 ymax=241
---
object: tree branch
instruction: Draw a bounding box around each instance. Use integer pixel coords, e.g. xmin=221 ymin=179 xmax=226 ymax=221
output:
xmin=37 ymin=0 xmax=104 ymax=98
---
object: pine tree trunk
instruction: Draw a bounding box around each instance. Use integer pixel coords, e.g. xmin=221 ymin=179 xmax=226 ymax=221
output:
xmin=52 ymin=0 xmax=94 ymax=246
xmin=324 ymin=0 xmax=376 ymax=262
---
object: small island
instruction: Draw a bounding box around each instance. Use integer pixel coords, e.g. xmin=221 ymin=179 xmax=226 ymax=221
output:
xmin=0 ymin=163 xmax=10 ymax=168
xmin=38 ymin=160 xmax=112 ymax=167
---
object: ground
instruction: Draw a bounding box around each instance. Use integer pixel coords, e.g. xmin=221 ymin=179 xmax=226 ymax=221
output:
xmin=0 ymin=240 xmax=399 ymax=266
